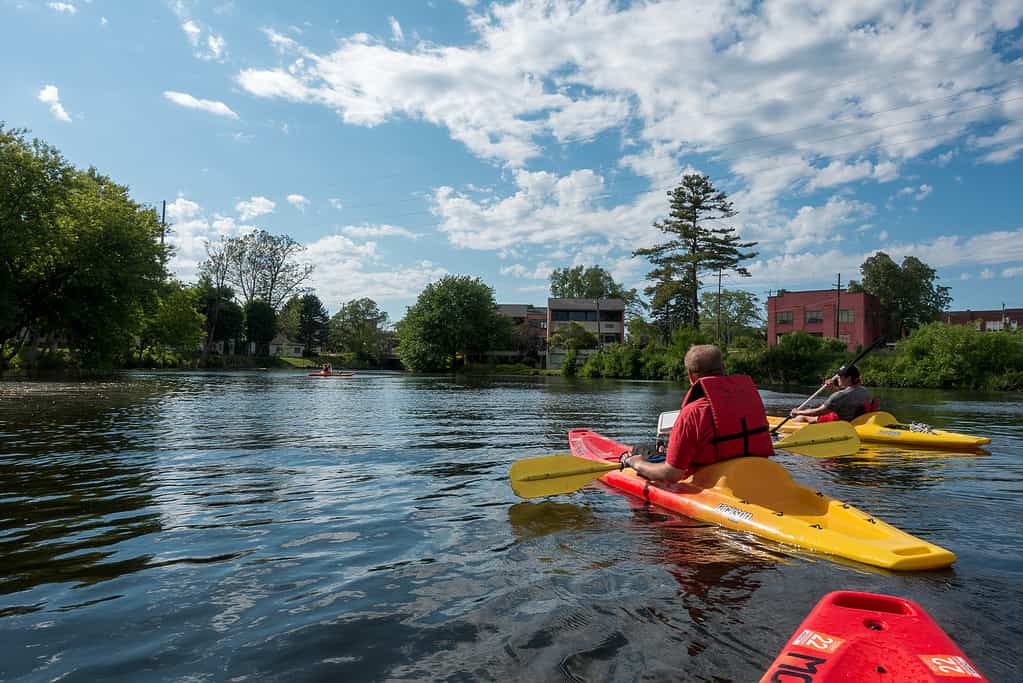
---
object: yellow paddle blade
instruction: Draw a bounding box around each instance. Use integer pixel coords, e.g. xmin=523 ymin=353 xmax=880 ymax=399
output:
xmin=509 ymin=454 xmax=620 ymax=499
xmin=851 ymin=410 xmax=897 ymax=427
xmin=774 ymin=421 xmax=860 ymax=457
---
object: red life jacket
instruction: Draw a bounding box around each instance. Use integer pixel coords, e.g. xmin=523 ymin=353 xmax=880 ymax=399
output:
xmin=682 ymin=374 xmax=774 ymax=463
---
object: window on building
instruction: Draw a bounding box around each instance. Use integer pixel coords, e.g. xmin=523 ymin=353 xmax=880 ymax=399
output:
xmin=839 ymin=333 xmax=851 ymax=344
xmin=552 ymin=310 xmax=569 ymax=321
xmin=601 ymin=334 xmax=619 ymax=343
xmin=805 ymin=310 xmax=823 ymax=324
xmin=599 ymin=310 xmax=620 ymax=321
xmin=839 ymin=309 xmax=854 ymax=322
xmin=808 ymin=332 xmax=823 ymax=337
xmin=776 ymin=310 xmax=793 ymax=325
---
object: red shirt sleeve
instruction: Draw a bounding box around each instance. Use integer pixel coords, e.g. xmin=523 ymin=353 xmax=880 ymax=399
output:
xmin=665 ymin=398 xmax=714 ymax=473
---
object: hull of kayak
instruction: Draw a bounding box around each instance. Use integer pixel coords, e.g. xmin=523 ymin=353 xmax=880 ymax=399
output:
xmin=767 ymin=412 xmax=990 ymax=449
xmin=567 ymin=429 xmax=955 ymax=571
xmin=307 ymin=372 xmax=354 ymax=377
xmin=761 ymin=591 xmax=987 ymax=682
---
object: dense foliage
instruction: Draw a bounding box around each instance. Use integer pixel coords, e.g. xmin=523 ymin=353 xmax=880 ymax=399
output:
xmin=634 ymin=174 xmax=757 ymax=336
xmin=244 ymin=300 xmax=277 ymax=355
xmin=849 ymin=252 xmax=951 ymax=337
xmin=328 ymin=298 xmax=392 ymax=364
xmin=548 ymin=321 xmax=598 ymax=350
xmin=576 ymin=324 xmax=1023 ymax=391
xmin=396 ymin=275 xmax=509 ymax=372
xmin=1 ymin=126 xmax=170 ymax=369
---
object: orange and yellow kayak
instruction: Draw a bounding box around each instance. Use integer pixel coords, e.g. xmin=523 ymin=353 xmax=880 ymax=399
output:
xmin=568 ymin=429 xmax=956 ymax=571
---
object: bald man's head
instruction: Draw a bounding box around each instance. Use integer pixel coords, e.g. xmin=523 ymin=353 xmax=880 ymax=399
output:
xmin=684 ymin=345 xmax=725 ymax=379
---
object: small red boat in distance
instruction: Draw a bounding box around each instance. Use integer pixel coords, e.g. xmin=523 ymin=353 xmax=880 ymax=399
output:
xmin=307 ymin=372 xmax=354 ymax=377
xmin=761 ymin=591 xmax=987 ymax=682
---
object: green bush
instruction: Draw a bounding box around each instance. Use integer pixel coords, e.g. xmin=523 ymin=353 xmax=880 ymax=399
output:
xmin=561 ymin=349 xmax=579 ymax=377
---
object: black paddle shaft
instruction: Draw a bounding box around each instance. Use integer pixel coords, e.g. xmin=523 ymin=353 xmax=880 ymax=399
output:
xmin=770 ymin=336 xmax=886 ymax=434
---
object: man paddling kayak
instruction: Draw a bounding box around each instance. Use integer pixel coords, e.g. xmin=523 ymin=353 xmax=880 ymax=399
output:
xmin=789 ymin=364 xmax=876 ymax=423
xmin=621 ymin=344 xmax=774 ymax=481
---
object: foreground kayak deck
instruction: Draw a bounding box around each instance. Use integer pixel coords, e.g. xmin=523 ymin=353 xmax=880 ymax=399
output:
xmin=762 ymin=591 xmax=988 ymax=682
xmin=767 ymin=411 xmax=990 ymax=449
xmin=567 ymin=429 xmax=956 ymax=571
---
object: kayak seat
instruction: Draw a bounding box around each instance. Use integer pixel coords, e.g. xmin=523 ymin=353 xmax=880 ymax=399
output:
xmin=851 ymin=410 xmax=897 ymax=427
xmin=852 ymin=398 xmax=881 ymax=419
xmin=686 ymin=457 xmax=828 ymax=516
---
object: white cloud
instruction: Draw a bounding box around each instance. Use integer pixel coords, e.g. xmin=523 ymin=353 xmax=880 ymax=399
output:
xmin=304 ymin=235 xmax=448 ymax=306
xmin=100 ymin=16 xmax=108 ymax=26
xmin=163 ymin=91 xmax=239 ymax=119
xmin=172 ymin=4 xmax=227 ymax=61
xmin=878 ymin=230 xmax=889 ymax=241
xmin=48 ymin=2 xmax=76 ymax=14
xmin=235 ymin=196 xmax=276 ymax=221
xmin=1003 ymin=267 xmax=1023 ymax=278
xmin=286 ymin=194 xmax=309 ymax=211
xmin=328 ymin=198 xmax=344 ymax=210
xmin=388 ymin=16 xmax=403 ymax=43
xmin=164 ymin=196 xmax=249 ymax=280
xmin=235 ymin=0 xmax=1022 ymax=185
xmin=980 ymin=268 xmax=995 ymax=279
xmin=915 ymin=184 xmax=933 ymax=201
xmin=959 ymin=273 xmax=972 ymax=280
xmin=37 ymin=85 xmax=71 ymax=123
xmin=500 ymin=262 xmax=553 ymax=280
xmin=341 ymin=224 xmax=421 ymax=240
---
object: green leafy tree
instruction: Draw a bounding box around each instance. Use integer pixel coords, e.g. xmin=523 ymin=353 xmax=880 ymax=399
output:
xmin=296 ymin=293 xmax=329 ymax=355
xmin=849 ymin=252 xmax=952 ymax=337
xmin=1 ymin=127 xmax=168 ymax=368
xmin=277 ymin=295 xmax=302 ymax=341
xmin=145 ymin=282 xmax=205 ymax=350
xmin=329 ymin=298 xmax=392 ymax=362
xmin=225 ymin=230 xmax=315 ymax=309
xmin=198 ymin=238 xmax=232 ymax=360
xmin=549 ymin=265 xmax=644 ymax=318
xmin=548 ymin=321 xmax=599 ymax=350
xmin=634 ymin=174 xmax=757 ymax=332
xmin=396 ymin=275 xmax=505 ymax=372
xmin=626 ymin=317 xmax=663 ymax=347
xmin=699 ymin=289 xmax=764 ymax=345
xmin=642 ymin=261 xmax=697 ymax=342
xmin=244 ymin=300 xmax=276 ymax=355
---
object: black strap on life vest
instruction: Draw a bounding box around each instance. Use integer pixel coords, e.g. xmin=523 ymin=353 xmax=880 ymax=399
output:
xmin=710 ymin=417 xmax=768 ymax=456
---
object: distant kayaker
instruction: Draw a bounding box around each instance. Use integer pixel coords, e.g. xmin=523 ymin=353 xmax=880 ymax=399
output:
xmin=789 ymin=365 xmax=875 ymax=423
xmin=321 ymin=363 xmax=332 ymax=375
xmin=621 ymin=344 xmax=774 ymax=482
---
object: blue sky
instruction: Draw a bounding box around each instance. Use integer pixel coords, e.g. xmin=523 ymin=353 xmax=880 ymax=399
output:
xmin=3 ymin=0 xmax=1023 ymax=321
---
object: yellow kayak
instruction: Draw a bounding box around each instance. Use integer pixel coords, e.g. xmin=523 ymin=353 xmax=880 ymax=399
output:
xmin=768 ymin=412 xmax=990 ymax=449
xmin=568 ymin=429 xmax=956 ymax=571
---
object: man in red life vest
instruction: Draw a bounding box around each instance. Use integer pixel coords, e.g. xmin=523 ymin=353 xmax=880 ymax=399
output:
xmin=621 ymin=344 xmax=774 ymax=482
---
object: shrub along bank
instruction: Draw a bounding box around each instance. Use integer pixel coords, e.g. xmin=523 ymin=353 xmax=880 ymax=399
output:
xmin=576 ymin=324 xmax=1023 ymax=391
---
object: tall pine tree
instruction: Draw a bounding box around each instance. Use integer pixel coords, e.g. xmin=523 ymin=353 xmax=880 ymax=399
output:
xmin=634 ymin=174 xmax=757 ymax=331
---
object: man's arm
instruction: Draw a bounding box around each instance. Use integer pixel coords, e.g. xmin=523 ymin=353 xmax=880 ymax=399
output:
xmin=625 ymin=457 xmax=686 ymax=482
xmin=622 ymin=408 xmax=692 ymax=483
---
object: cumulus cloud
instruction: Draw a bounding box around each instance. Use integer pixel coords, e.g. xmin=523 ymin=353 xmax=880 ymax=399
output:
xmin=341 ymin=224 xmax=421 ymax=240
xmin=37 ymin=84 xmax=71 ymax=122
xmin=163 ymin=91 xmax=239 ymax=118
xmin=164 ymin=196 xmax=249 ymax=280
xmin=286 ymin=194 xmax=309 ymax=211
xmin=916 ymin=184 xmax=933 ymax=200
xmin=235 ymin=195 xmax=276 ymax=220
xmin=328 ymin=198 xmax=344 ymax=210
xmin=304 ymin=234 xmax=448 ymax=305
xmin=48 ymin=2 xmax=76 ymax=14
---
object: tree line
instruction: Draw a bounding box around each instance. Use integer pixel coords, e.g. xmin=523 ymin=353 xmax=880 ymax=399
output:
xmin=3 ymin=125 xmax=970 ymax=379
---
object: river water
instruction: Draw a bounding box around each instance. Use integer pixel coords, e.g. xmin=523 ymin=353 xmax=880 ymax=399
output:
xmin=1 ymin=371 xmax=1020 ymax=681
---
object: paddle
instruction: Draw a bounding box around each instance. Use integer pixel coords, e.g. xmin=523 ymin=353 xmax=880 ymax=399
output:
xmin=770 ymin=336 xmax=887 ymax=434
xmin=509 ymin=422 xmax=860 ymax=499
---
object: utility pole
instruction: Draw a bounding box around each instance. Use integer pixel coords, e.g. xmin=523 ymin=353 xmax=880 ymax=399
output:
xmin=160 ymin=199 xmax=166 ymax=247
xmin=834 ymin=273 xmax=842 ymax=339
xmin=716 ymin=269 xmax=723 ymax=344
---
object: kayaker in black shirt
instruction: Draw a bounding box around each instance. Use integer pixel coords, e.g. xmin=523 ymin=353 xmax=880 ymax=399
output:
xmin=790 ymin=365 xmax=875 ymax=423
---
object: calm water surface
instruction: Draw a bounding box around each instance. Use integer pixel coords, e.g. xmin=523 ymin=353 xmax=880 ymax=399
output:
xmin=1 ymin=371 xmax=1021 ymax=681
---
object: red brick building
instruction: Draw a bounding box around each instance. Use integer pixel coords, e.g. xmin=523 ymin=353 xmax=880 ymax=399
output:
xmin=767 ymin=289 xmax=886 ymax=351
xmin=942 ymin=308 xmax=1022 ymax=331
